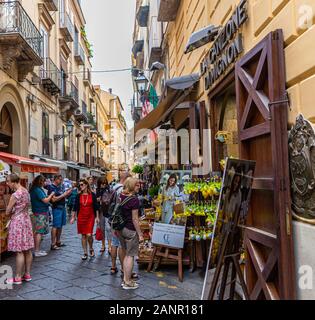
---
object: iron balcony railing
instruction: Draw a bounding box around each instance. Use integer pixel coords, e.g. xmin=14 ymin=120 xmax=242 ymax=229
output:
xmin=60 ymin=11 xmax=74 ymax=41
xmin=0 ymin=1 xmax=43 ymax=58
xmin=61 ymin=80 xmax=79 ymax=105
xmin=83 ymin=68 xmax=91 ymax=84
xmin=74 ymin=43 xmax=85 ymax=64
xmin=40 ymin=57 xmax=61 ymax=92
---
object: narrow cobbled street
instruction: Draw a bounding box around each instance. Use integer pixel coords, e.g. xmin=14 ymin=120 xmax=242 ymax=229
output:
xmin=0 ymin=223 xmax=203 ymax=300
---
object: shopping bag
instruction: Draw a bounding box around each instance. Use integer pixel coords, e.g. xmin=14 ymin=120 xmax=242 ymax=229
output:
xmin=95 ymin=227 xmax=103 ymax=241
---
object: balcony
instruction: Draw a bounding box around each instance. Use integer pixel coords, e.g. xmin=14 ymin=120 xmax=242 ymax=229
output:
xmin=60 ymin=12 xmax=74 ymax=42
xmin=0 ymin=1 xmax=43 ymax=81
xmin=40 ymin=58 xmax=61 ymax=95
xmin=157 ymin=0 xmax=180 ymax=22
xmin=42 ymin=138 xmax=52 ymax=156
xmin=43 ymin=0 xmax=58 ymax=11
xmin=132 ymin=106 xmax=143 ymax=123
xmin=132 ymin=39 xmax=144 ymax=59
xmin=74 ymin=101 xmax=88 ymax=123
xmin=59 ymin=81 xmax=79 ymax=119
xmin=137 ymin=5 xmax=149 ymax=27
xmin=83 ymin=68 xmax=91 ymax=86
xmin=74 ymin=43 xmax=85 ymax=65
xmin=148 ymin=16 xmax=163 ymax=67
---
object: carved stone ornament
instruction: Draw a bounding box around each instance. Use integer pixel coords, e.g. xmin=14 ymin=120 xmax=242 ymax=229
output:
xmin=289 ymin=114 xmax=315 ymax=224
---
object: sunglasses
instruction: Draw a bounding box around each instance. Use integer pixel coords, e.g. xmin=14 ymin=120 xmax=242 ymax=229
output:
xmin=80 ymin=183 xmax=86 ymax=187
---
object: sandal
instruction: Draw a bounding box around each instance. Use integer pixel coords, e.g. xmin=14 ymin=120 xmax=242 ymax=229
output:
xmin=51 ymin=244 xmax=60 ymax=251
xmin=89 ymin=249 xmax=95 ymax=258
xmin=56 ymin=242 xmax=66 ymax=247
xmin=111 ymin=267 xmax=118 ymax=275
xmin=81 ymin=253 xmax=88 ymax=261
xmin=100 ymin=247 xmax=105 ymax=253
xmin=120 ymin=270 xmax=139 ymax=279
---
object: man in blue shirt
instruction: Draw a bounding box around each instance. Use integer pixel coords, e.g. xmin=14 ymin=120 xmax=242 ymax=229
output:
xmin=48 ymin=175 xmax=72 ymax=250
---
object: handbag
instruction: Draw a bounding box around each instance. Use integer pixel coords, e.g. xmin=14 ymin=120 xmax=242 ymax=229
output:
xmin=95 ymin=226 xmax=104 ymax=241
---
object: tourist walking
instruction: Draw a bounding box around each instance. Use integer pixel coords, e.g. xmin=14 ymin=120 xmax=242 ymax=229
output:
xmin=67 ymin=181 xmax=78 ymax=221
xmin=70 ymin=179 xmax=100 ymax=260
xmin=30 ymin=175 xmax=55 ymax=257
xmin=96 ymin=177 xmax=112 ymax=253
xmin=108 ymin=172 xmax=130 ymax=275
xmin=117 ymin=177 xmax=144 ymax=290
xmin=87 ymin=176 xmax=96 ymax=193
xmin=48 ymin=175 xmax=72 ymax=250
xmin=5 ymin=174 xmax=34 ymax=285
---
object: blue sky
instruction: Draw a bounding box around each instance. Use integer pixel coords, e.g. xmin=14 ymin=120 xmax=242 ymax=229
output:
xmin=82 ymin=0 xmax=136 ymax=128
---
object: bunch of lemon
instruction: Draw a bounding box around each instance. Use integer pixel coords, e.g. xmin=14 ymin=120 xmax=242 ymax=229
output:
xmin=184 ymin=180 xmax=222 ymax=199
xmin=200 ymin=182 xmax=221 ymax=199
xmin=185 ymin=202 xmax=217 ymax=217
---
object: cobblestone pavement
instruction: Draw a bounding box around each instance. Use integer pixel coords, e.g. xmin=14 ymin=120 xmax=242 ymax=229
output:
xmin=0 ymin=223 xmax=203 ymax=300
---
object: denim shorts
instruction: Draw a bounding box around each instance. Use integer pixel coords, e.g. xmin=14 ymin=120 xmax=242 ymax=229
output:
xmin=111 ymin=230 xmax=121 ymax=248
xmin=52 ymin=207 xmax=67 ymax=228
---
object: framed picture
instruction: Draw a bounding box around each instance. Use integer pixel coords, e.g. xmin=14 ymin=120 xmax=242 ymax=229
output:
xmin=201 ymin=158 xmax=256 ymax=300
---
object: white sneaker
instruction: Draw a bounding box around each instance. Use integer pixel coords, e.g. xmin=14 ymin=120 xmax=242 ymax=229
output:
xmin=34 ymin=251 xmax=48 ymax=257
xmin=122 ymin=281 xmax=139 ymax=290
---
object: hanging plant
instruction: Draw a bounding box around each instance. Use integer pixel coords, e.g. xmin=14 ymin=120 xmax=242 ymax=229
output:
xmin=81 ymin=26 xmax=94 ymax=58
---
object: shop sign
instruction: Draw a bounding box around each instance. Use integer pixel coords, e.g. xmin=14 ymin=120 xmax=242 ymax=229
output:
xmin=152 ymin=223 xmax=186 ymax=249
xmin=0 ymin=161 xmax=11 ymax=183
xmin=201 ymin=0 xmax=248 ymax=90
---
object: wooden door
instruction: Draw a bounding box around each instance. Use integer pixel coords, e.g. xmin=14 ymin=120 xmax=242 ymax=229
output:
xmin=235 ymin=30 xmax=295 ymax=300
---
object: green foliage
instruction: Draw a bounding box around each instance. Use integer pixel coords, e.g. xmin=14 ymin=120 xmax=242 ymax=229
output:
xmin=132 ymin=164 xmax=144 ymax=174
xmin=148 ymin=185 xmax=159 ymax=198
xmin=81 ymin=26 xmax=94 ymax=58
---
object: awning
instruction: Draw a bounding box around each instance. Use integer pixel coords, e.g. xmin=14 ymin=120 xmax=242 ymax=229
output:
xmin=31 ymin=156 xmax=68 ymax=171
xmin=132 ymin=40 xmax=144 ymax=58
xmin=0 ymin=152 xmax=59 ymax=174
xmin=79 ymin=167 xmax=91 ymax=179
xmin=65 ymin=161 xmax=81 ymax=170
xmin=90 ymin=169 xmax=105 ymax=177
xmin=134 ymin=73 xmax=200 ymax=136
xmin=184 ymin=25 xmax=221 ymax=54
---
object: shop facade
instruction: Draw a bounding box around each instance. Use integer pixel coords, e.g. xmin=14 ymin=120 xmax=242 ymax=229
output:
xmin=132 ymin=0 xmax=315 ymax=299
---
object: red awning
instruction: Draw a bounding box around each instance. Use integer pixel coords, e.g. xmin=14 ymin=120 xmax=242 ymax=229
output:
xmin=0 ymin=152 xmax=59 ymax=174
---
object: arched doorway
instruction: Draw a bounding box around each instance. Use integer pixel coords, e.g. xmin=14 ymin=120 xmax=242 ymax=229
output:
xmin=0 ymin=84 xmax=28 ymax=157
xmin=0 ymin=105 xmax=13 ymax=153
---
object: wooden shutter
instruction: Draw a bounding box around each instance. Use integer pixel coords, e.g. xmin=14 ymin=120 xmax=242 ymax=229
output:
xmin=235 ymin=30 xmax=295 ymax=300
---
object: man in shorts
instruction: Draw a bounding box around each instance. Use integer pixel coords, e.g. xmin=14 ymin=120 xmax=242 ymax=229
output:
xmin=48 ymin=175 xmax=72 ymax=250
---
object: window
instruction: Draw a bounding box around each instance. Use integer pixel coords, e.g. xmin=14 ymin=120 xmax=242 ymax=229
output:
xmin=40 ymin=25 xmax=49 ymax=59
xmin=42 ymin=112 xmax=50 ymax=155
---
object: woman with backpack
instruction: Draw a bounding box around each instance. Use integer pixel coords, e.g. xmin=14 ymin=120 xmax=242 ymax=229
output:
xmin=116 ymin=177 xmax=144 ymax=290
xmin=96 ymin=177 xmax=112 ymax=254
xmin=70 ymin=179 xmax=100 ymax=260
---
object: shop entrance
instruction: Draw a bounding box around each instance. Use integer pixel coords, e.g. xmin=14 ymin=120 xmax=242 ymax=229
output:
xmin=210 ymin=72 xmax=238 ymax=171
xmin=0 ymin=105 xmax=13 ymax=154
